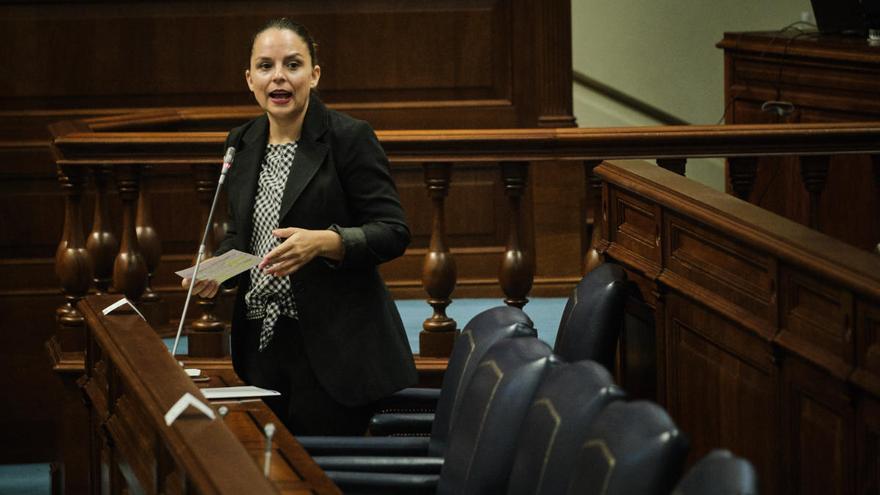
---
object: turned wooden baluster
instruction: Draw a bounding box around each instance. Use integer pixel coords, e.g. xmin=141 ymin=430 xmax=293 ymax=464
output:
xmin=657 ymin=158 xmax=687 ymax=176
xmin=420 ymin=162 xmax=457 ymax=358
xmin=53 ymin=164 xmax=92 ymax=357
xmin=799 ymin=155 xmax=831 ymax=230
xmin=112 ymin=165 xmax=148 ymax=301
xmin=499 ymin=161 xmax=534 ymax=309
xmin=86 ymin=165 xmax=117 ymax=294
xmin=728 ymin=157 xmax=759 ymax=201
xmin=583 ymin=159 xmax=604 ymax=274
xmin=873 ymin=154 xmax=880 ymax=255
xmin=136 ymin=165 xmax=168 ymax=326
xmin=187 ymin=163 xmax=228 ymax=357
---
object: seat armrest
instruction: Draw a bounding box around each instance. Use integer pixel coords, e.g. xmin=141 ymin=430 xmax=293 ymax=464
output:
xmin=372 ymin=387 xmax=441 ymax=413
xmin=314 ymin=455 xmax=443 ymax=474
xmin=326 ymin=470 xmax=440 ymax=494
xmin=368 ymin=412 xmax=435 ymax=437
xmin=296 ymin=435 xmax=430 ymax=456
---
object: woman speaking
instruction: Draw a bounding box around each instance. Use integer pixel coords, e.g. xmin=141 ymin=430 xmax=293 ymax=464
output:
xmin=183 ymin=18 xmax=416 ymax=436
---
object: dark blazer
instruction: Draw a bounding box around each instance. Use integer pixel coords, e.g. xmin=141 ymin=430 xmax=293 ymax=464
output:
xmin=217 ymin=95 xmax=417 ymax=407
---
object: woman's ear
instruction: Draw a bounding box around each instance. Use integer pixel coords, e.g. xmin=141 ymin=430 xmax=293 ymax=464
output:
xmin=245 ymin=69 xmax=254 ymax=91
xmin=310 ymin=65 xmax=321 ymax=89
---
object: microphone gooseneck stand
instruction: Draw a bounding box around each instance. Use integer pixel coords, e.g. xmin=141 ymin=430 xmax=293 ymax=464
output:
xmin=171 ymin=147 xmax=236 ymax=358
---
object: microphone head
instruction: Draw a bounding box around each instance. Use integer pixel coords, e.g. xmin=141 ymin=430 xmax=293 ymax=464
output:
xmin=223 ymin=146 xmax=236 ymax=166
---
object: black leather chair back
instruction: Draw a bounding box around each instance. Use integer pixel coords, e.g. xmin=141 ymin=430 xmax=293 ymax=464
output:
xmin=429 ymin=306 xmax=536 ymax=457
xmin=565 ymin=400 xmax=689 ymax=495
xmin=437 ymin=337 xmax=554 ymax=495
xmin=553 ymin=263 xmax=628 ymax=371
xmin=506 ymin=360 xmax=626 ymax=495
xmin=673 ymin=449 xmax=758 ymax=495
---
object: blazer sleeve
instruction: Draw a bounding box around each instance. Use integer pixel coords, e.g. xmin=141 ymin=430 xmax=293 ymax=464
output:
xmin=329 ymin=120 xmax=410 ymax=269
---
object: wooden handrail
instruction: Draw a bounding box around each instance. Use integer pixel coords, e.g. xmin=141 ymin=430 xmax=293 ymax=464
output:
xmin=53 ymin=120 xmax=880 ymax=164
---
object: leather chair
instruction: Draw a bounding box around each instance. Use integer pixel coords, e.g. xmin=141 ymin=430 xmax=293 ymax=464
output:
xmin=366 ymin=261 xmax=628 ymax=438
xmin=506 ymin=360 xmax=626 ymax=495
xmin=553 ymin=262 xmax=629 ymax=371
xmin=564 ymin=400 xmax=689 ymax=495
xmin=672 ymin=449 xmax=758 ymax=495
xmin=298 ymin=305 xmax=536 ymax=459
xmin=325 ymin=336 xmax=556 ymax=494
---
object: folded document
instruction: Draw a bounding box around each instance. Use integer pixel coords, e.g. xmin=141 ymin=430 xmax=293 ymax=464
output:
xmin=175 ymin=249 xmax=261 ymax=284
xmin=200 ymin=385 xmax=281 ymax=400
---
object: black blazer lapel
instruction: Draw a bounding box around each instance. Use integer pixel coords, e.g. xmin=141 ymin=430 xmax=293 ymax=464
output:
xmin=278 ymin=95 xmax=330 ymax=221
xmin=231 ymin=116 xmax=268 ymax=250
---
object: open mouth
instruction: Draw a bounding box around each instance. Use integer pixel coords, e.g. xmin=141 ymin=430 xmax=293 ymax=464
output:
xmin=269 ymin=90 xmax=293 ymax=103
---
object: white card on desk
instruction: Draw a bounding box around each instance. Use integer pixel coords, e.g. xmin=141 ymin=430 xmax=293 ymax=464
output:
xmin=200 ymin=386 xmax=281 ymax=400
xmin=174 ymin=249 xmax=261 ymax=284
xmin=185 ymin=368 xmax=201 ymax=377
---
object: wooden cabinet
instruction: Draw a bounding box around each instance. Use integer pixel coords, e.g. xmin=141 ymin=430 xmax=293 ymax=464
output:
xmin=718 ymin=31 xmax=880 ymax=253
xmin=597 ymin=160 xmax=880 ymax=495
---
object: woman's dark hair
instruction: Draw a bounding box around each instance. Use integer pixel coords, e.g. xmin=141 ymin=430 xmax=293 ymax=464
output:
xmin=251 ymin=18 xmax=319 ymax=66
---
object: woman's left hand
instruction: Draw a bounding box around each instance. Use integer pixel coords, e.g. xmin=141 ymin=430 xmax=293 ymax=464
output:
xmin=259 ymin=227 xmax=343 ymax=277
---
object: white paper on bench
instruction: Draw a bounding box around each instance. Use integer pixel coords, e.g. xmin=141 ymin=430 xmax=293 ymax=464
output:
xmin=200 ymin=386 xmax=281 ymax=400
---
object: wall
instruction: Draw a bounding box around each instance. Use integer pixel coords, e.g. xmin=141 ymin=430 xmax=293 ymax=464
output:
xmin=571 ymin=0 xmax=813 ymax=190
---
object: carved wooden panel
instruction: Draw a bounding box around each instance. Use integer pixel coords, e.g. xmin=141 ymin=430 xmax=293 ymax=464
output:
xmin=664 ymin=213 xmax=777 ymax=338
xmin=665 ymin=293 xmax=779 ymax=495
xmin=779 ymin=268 xmax=855 ymax=380
xmin=782 ymin=356 xmax=855 ymax=495
xmin=606 ymin=186 xmax=661 ymax=273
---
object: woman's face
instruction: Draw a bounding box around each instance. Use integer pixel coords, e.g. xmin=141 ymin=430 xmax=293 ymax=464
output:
xmin=246 ymin=28 xmax=320 ymax=125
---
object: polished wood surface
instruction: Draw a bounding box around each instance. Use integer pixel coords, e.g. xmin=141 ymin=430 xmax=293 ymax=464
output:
xmin=77 ymin=293 xmax=339 ymax=494
xmin=719 ymin=30 xmax=880 ymax=252
xmin=595 ymin=159 xmax=880 ymax=495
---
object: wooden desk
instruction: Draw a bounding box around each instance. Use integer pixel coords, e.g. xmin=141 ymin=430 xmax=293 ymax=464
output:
xmin=718 ymin=30 xmax=880 ymax=252
xmin=77 ymin=294 xmax=340 ymax=495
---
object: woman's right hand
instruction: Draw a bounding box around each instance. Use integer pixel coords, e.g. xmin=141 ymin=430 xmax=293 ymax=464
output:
xmin=182 ymin=277 xmax=220 ymax=298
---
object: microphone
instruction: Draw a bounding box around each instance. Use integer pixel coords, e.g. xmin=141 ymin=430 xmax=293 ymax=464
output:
xmin=171 ymin=146 xmax=236 ymax=358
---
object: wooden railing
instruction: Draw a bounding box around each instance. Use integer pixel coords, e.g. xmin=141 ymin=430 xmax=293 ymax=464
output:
xmin=51 ymin=114 xmax=880 ymax=365
xmin=594 ymin=160 xmax=880 ymax=495
xmin=77 ymin=293 xmax=339 ymax=494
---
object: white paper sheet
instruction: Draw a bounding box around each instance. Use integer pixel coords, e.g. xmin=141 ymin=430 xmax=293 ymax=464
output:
xmin=164 ymin=392 xmax=216 ymax=426
xmin=174 ymin=249 xmax=261 ymax=284
xmin=200 ymin=386 xmax=281 ymax=400
xmin=102 ymin=297 xmax=146 ymax=321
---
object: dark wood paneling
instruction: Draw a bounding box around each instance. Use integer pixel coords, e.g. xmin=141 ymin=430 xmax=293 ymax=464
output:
xmin=782 ymin=356 xmax=855 ymax=495
xmin=597 ymin=159 xmax=880 ymax=495
xmin=666 ymin=292 xmax=779 ymax=495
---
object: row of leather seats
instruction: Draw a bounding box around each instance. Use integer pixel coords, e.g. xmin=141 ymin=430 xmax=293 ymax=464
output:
xmin=298 ymin=264 xmax=757 ymax=494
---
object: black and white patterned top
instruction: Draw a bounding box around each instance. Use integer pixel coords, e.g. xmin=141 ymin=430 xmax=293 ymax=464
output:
xmin=245 ymin=142 xmax=299 ymax=351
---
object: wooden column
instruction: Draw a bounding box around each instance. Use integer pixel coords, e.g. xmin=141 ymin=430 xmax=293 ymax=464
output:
xmin=499 ymin=161 xmax=533 ymax=308
xmin=52 ymin=164 xmax=92 ymax=358
xmin=50 ymin=163 xmax=92 ymax=495
xmin=799 ymin=155 xmax=831 ymax=230
xmin=657 ymin=158 xmax=687 ymax=176
xmin=187 ymin=163 xmax=228 ymax=357
xmin=533 ymin=0 xmax=575 ymax=127
xmin=420 ymin=162 xmax=457 ymax=358
xmin=112 ymin=165 xmax=148 ymax=301
xmin=86 ymin=165 xmax=117 ymax=294
xmin=583 ymin=159 xmax=604 ymax=274
xmin=728 ymin=156 xmax=759 ymax=201
xmin=136 ymin=165 xmax=168 ymax=327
